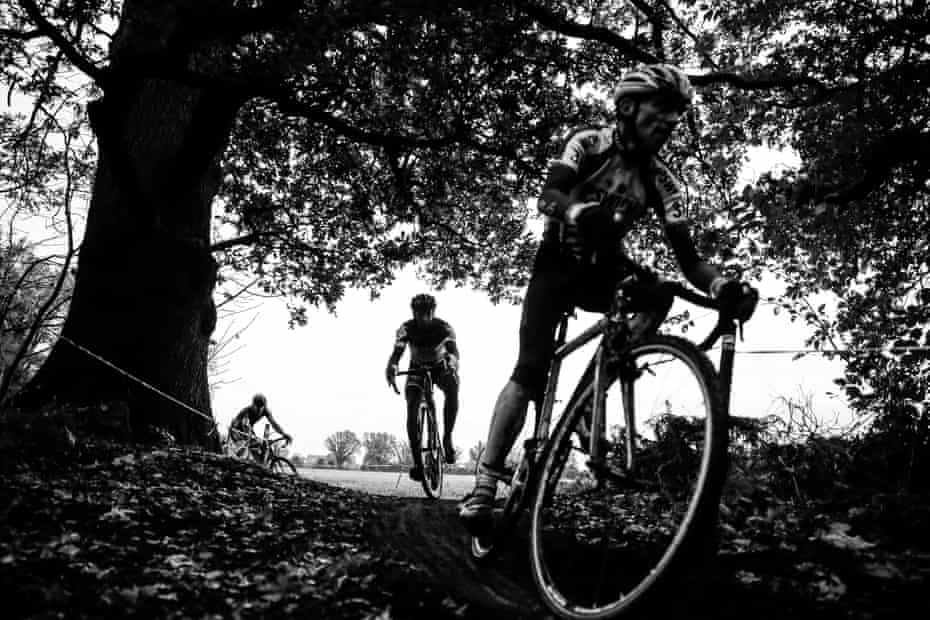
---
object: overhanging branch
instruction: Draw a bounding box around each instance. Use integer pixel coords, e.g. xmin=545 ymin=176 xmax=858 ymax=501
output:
xmin=0 ymin=26 xmax=42 ymax=40
xmin=691 ymin=70 xmax=830 ymax=94
xmin=20 ymin=0 xmax=107 ymax=85
xmin=512 ymin=0 xmax=658 ymax=63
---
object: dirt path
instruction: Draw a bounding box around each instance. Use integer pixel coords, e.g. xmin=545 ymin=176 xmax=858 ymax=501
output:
xmin=373 ymin=497 xmax=549 ymax=619
xmin=368 ymin=494 xmax=930 ymax=620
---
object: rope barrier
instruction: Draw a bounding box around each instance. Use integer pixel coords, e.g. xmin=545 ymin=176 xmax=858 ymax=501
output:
xmin=56 ymin=332 xmax=925 ymax=437
xmin=720 ymin=345 xmax=930 ymax=355
xmin=60 ymin=335 xmax=218 ymax=435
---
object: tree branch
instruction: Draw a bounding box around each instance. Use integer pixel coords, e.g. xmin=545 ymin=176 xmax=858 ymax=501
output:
xmin=0 ymin=26 xmax=43 ymax=40
xmin=691 ymin=70 xmax=829 ymax=93
xmin=211 ymin=233 xmax=259 ymax=253
xmin=512 ymin=0 xmax=658 ymax=63
xmin=653 ymin=0 xmax=720 ymax=70
xmin=20 ymin=0 xmax=107 ymax=85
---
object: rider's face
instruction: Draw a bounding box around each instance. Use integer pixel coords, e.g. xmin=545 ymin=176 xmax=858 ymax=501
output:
xmin=412 ymin=308 xmax=433 ymax=324
xmin=632 ymin=95 xmax=685 ymax=154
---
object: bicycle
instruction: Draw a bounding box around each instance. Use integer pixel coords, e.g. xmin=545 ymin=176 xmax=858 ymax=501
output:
xmin=226 ymin=424 xmax=298 ymax=476
xmin=392 ymin=362 xmax=448 ymax=499
xmin=468 ymin=265 xmax=754 ymax=619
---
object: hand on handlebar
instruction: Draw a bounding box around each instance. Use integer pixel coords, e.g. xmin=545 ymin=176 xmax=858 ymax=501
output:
xmin=713 ymin=279 xmax=759 ymax=323
xmin=385 ymin=364 xmax=400 ymax=394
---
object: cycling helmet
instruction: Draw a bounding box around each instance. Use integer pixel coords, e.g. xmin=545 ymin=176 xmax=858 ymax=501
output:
xmin=252 ymin=393 xmax=267 ymax=407
xmin=410 ymin=293 xmax=436 ymax=312
xmin=613 ymin=64 xmax=694 ymax=109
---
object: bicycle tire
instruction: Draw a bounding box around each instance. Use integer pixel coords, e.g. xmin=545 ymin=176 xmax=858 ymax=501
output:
xmin=269 ymin=456 xmax=298 ymax=476
xmin=528 ymin=333 xmax=727 ymax=619
xmin=419 ymin=400 xmax=444 ymax=499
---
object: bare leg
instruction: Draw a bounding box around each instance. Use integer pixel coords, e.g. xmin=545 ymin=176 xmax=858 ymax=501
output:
xmin=481 ymin=380 xmax=533 ymax=470
xmin=441 ymin=383 xmax=459 ymax=463
xmin=405 ymin=389 xmax=422 ymax=470
xmin=459 ymin=379 xmax=534 ymax=530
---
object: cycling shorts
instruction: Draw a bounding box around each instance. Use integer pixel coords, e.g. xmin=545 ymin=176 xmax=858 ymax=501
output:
xmin=510 ymin=243 xmax=671 ymax=401
xmin=405 ymin=362 xmax=459 ymax=397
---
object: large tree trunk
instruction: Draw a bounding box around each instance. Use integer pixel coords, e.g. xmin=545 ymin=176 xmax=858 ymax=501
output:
xmin=18 ymin=2 xmax=244 ymax=446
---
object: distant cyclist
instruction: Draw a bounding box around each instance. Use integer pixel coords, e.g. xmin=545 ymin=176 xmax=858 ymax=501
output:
xmin=228 ymin=393 xmax=292 ymax=460
xmin=385 ymin=293 xmax=460 ymax=481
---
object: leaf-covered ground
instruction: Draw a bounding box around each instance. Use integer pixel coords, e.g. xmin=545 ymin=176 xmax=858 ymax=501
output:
xmin=1 ymin=435 xmax=929 ymax=619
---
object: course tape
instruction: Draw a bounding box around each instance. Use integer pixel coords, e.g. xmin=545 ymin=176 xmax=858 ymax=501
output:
xmin=60 ymin=335 xmax=218 ymax=435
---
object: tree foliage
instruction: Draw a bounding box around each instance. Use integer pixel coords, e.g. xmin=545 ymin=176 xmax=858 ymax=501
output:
xmin=324 ymin=429 xmax=361 ymax=468
xmin=693 ymin=0 xmax=930 ymax=469
xmin=0 ymin=234 xmax=74 ymax=401
xmin=362 ymin=431 xmax=397 ymax=466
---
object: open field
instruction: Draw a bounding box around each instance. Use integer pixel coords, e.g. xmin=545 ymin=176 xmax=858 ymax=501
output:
xmin=298 ymin=467 xmax=474 ymax=499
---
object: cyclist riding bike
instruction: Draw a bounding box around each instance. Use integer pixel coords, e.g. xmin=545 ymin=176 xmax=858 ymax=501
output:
xmin=228 ymin=393 xmax=292 ymax=461
xmin=459 ymin=64 xmax=758 ymax=532
xmin=385 ymin=293 xmax=461 ymax=481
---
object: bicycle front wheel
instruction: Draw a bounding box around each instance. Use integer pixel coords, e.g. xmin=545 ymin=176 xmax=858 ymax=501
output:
xmin=528 ymin=334 xmax=727 ymax=619
xmin=419 ymin=401 xmax=444 ymax=499
xmin=269 ymin=456 xmax=298 ymax=476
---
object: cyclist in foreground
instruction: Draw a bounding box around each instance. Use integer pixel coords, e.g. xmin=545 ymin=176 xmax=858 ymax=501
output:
xmin=385 ymin=293 xmax=461 ymax=481
xmin=459 ymin=64 xmax=758 ymax=533
xmin=228 ymin=393 xmax=292 ymax=460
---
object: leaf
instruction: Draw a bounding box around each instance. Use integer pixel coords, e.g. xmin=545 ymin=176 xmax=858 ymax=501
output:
xmin=811 ymin=574 xmax=847 ymax=601
xmin=862 ymin=561 xmax=904 ymax=580
xmin=99 ymin=506 xmax=135 ymax=522
xmin=164 ymin=554 xmax=193 ymax=568
xmin=818 ymin=522 xmax=876 ymax=551
xmin=735 ymin=570 xmax=762 ymax=584
xmin=112 ymin=454 xmax=136 ymax=466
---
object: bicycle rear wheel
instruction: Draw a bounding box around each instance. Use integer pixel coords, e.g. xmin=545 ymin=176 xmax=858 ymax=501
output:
xmin=419 ymin=401 xmax=444 ymax=499
xmin=528 ymin=334 xmax=727 ymax=619
xmin=269 ymin=456 xmax=298 ymax=476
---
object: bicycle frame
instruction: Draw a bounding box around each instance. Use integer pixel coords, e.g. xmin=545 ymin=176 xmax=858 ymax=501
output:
xmin=227 ymin=426 xmax=288 ymax=468
xmin=395 ymin=363 xmax=441 ymax=408
xmin=396 ymin=363 xmax=447 ymax=497
xmin=531 ymin=282 xmax=739 ymax=471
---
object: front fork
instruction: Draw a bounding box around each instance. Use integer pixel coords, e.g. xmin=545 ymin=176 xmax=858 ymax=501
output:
xmin=589 ymin=319 xmax=642 ymax=475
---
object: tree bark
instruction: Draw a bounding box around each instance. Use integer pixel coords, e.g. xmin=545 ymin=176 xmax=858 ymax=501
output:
xmin=18 ymin=67 xmax=240 ymax=447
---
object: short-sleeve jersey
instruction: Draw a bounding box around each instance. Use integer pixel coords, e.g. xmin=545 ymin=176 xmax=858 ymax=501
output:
xmin=543 ymin=124 xmax=689 ymax=257
xmin=231 ymin=405 xmax=265 ymax=431
xmin=393 ymin=317 xmax=456 ymax=366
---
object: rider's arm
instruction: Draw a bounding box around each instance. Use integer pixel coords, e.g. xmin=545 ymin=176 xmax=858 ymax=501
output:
xmin=664 ymin=222 xmax=725 ymax=295
xmin=443 ymin=326 xmax=460 ymax=369
xmin=228 ymin=408 xmax=251 ymax=441
xmin=537 ymin=126 xmax=604 ymax=222
xmin=652 ymin=162 xmax=727 ymax=295
xmin=388 ymin=322 xmax=409 ymax=367
xmin=387 ymin=342 xmax=405 ymax=369
xmin=230 ymin=408 xmax=248 ymax=429
xmin=537 ymin=164 xmax=581 ymax=221
xmin=263 ymin=409 xmax=290 ymax=439
xmin=386 ymin=324 xmax=407 ymax=387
